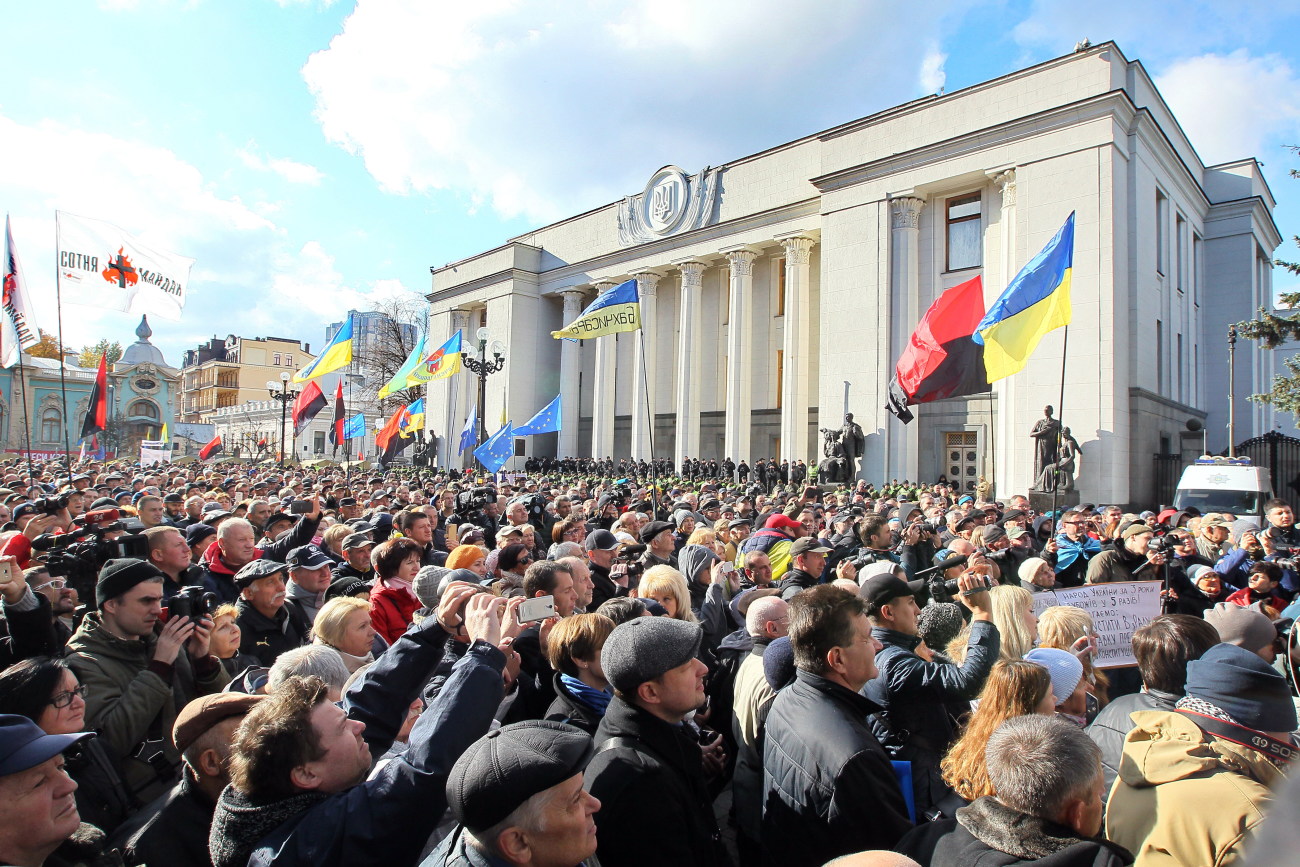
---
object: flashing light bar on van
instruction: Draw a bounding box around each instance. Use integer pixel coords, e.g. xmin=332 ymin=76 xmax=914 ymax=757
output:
xmin=1194 ymin=456 xmax=1253 ymax=467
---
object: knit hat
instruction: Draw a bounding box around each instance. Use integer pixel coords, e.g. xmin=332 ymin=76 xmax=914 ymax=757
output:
xmin=601 ymin=617 xmax=701 ymax=695
xmin=95 ymin=558 xmax=165 ymax=608
xmin=412 ymin=566 xmax=452 ymax=609
xmin=326 ymin=576 xmax=372 ymax=600
xmin=445 ymin=544 xmax=486 ymax=571
xmin=1024 ymin=647 xmax=1085 ymax=706
xmin=916 ymin=602 xmax=964 ymax=652
xmin=763 ymin=635 xmax=797 ymax=691
xmin=446 ymin=721 xmax=595 ymax=834
xmin=185 ymin=522 xmax=217 ymax=546
xmin=1120 ymin=522 xmax=1152 ymax=540
xmin=1203 ymin=603 xmax=1276 ymax=655
xmin=1018 ymin=557 xmax=1049 ymax=584
xmin=1184 ymin=643 xmax=1298 ymax=733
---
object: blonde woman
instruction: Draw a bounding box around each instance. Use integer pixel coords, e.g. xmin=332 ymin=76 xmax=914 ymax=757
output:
xmin=321 ymin=522 xmax=352 ymax=562
xmin=1038 ymin=605 xmax=1109 ymax=712
xmin=635 ymin=565 xmax=698 ymax=623
xmin=988 ymin=585 xmax=1038 ymax=660
xmin=686 ymin=527 xmax=726 ymax=559
xmin=314 ymin=596 xmax=377 ymax=673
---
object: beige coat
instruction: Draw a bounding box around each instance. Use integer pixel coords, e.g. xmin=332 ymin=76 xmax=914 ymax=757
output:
xmin=1105 ymin=710 xmax=1283 ymax=867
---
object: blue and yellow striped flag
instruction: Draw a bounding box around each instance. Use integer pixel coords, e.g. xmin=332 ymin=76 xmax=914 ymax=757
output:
xmin=410 ymin=330 xmax=462 ymax=385
xmin=293 ymin=316 xmax=353 ymax=383
xmin=551 ymin=279 xmax=640 ymax=339
xmin=973 ymin=212 xmax=1074 ymax=381
xmin=376 ymin=333 xmax=427 ymax=399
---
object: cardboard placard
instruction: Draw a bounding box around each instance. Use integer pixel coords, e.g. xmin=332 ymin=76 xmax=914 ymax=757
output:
xmin=1030 ymin=581 xmax=1163 ymax=668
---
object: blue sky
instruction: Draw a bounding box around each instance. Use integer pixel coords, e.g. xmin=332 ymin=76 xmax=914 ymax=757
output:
xmin=2 ymin=0 xmax=1298 ymax=367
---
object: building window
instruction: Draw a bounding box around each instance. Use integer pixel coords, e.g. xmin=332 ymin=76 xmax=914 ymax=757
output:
xmin=313 ymin=432 xmax=326 ymax=454
xmin=1177 ymin=333 xmax=1184 ymax=403
xmin=774 ymin=258 xmax=786 ymax=317
xmin=775 ymin=349 xmax=784 ymax=409
xmin=40 ymin=408 xmax=61 ymax=443
xmin=128 ymin=400 xmax=159 ymax=420
xmin=1155 ymin=189 xmax=1168 ymax=275
xmin=1156 ymin=320 xmax=1164 ymax=393
xmin=946 ymin=193 xmax=982 ymax=271
xmin=1176 ymin=214 xmax=1186 ymax=292
xmin=285 ymin=355 xmax=292 ymax=367
xmin=720 ymin=268 xmax=730 ymax=326
xmin=273 ymin=353 xmax=281 ymax=366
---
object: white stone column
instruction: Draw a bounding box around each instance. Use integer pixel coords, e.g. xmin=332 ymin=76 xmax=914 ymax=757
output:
xmin=673 ymin=259 xmax=707 ymax=467
xmin=888 ymin=196 xmax=925 ymax=482
xmin=722 ymin=246 xmax=760 ymax=464
xmin=557 ymin=289 xmax=585 ymax=460
xmin=989 ymin=169 xmax=1017 ymax=497
xmin=777 ymin=234 xmax=816 ymax=462
xmin=443 ymin=308 xmax=472 ymax=467
xmin=590 ymin=281 xmax=618 ymax=460
xmin=629 ymin=270 xmax=662 ymax=461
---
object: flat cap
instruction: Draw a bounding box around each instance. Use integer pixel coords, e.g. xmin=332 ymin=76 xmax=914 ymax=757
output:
xmin=447 ymin=720 xmax=594 ymax=833
xmin=173 ymin=693 xmax=262 ymax=753
xmin=790 ymin=537 xmax=832 ymax=557
xmin=342 ymin=532 xmax=376 ymax=551
xmin=639 ymin=520 xmax=673 ymax=544
xmin=233 ymin=559 xmax=289 ymax=589
xmin=601 ymin=617 xmax=701 ymax=695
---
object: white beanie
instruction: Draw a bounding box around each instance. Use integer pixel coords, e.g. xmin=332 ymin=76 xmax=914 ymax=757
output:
xmin=1025 ymin=647 xmax=1084 ymax=706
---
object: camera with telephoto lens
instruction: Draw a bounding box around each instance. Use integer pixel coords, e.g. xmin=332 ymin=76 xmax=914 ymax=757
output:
xmin=1271 ymin=544 xmax=1299 ymax=572
xmin=1146 ymin=534 xmax=1180 ymax=557
xmin=168 ymin=586 xmax=217 ymax=621
xmin=453 ymin=487 xmax=494 ymax=521
xmin=32 ymin=493 xmax=72 ymax=515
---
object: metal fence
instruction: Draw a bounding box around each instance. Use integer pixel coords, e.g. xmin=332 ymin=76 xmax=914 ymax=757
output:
xmin=1152 ymin=453 xmax=1182 ymax=508
xmin=1229 ymin=431 xmax=1300 ymax=500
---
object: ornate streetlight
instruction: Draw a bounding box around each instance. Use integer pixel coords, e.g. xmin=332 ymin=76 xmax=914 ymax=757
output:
xmin=462 ymin=326 xmax=506 ymax=446
xmin=267 ymin=371 xmax=299 ymax=467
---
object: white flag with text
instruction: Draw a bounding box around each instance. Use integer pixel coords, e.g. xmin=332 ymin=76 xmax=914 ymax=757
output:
xmin=55 ymin=210 xmax=194 ymax=320
xmin=2 ymin=215 xmax=41 ymax=368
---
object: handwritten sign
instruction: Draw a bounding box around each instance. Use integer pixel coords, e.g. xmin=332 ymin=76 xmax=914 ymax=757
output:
xmin=1031 ymin=581 xmax=1163 ymax=668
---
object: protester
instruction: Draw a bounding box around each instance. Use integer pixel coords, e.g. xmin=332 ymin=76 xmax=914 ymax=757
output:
xmin=544 ymin=613 xmax=615 ymax=735
xmin=314 ymin=596 xmax=378 ymax=674
xmin=234 ymin=559 xmax=310 ymax=667
xmin=1037 ymin=605 xmax=1108 ymax=712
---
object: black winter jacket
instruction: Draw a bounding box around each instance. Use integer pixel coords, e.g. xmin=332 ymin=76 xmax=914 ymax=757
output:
xmin=762 ymin=670 xmax=912 ymax=866
xmin=234 ymin=599 xmax=311 ymax=667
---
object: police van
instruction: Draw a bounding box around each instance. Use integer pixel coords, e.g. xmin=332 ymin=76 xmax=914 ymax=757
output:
xmin=1173 ymin=456 xmax=1273 ymax=527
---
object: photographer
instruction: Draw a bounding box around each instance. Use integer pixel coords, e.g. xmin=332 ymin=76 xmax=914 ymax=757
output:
xmin=1085 ymin=523 xmax=1164 ymax=584
xmin=585 ymin=529 xmax=629 ymax=608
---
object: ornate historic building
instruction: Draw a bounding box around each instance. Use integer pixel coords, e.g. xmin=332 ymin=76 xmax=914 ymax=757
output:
xmin=110 ymin=316 xmax=181 ymax=456
xmin=426 ymin=43 xmax=1280 ymax=505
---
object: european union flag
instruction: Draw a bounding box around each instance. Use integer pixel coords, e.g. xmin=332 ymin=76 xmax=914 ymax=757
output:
xmin=513 ymin=394 xmax=561 ymax=436
xmin=458 ymin=405 xmax=477 ymax=456
xmin=342 ymin=412 xmax=367 ymax=440
xmin=474 ymin=422 xmax=514 ymax=474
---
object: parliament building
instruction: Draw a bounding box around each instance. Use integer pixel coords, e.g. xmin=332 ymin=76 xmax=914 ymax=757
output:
xmin=426 ymin=42 xmax=1282 ymax=506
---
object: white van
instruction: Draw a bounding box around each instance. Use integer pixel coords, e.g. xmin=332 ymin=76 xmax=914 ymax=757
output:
xmin=1173 ymin=456 xmax=1274 ymax=526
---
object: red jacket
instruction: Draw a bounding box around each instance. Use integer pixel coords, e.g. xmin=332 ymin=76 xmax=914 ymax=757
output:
xmin=370 ymin=580 xmax=420 ymax=644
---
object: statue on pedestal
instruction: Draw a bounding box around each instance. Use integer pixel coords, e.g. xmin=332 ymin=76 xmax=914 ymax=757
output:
xmin=1034 ymin=426 xmax=1081 ymax=493
xmin=819 ymin=428 xmax=846 ymax=484
xmin=839 ymin=413 xmax=865 ymax=481
xmin=1029 ymin=406 xmax=1062 ymax=491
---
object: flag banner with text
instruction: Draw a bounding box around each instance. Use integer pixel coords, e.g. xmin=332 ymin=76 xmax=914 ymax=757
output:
xmin=551 ymin=279 xmax=640 ymax=339
xmin=3 ymin=215 xmax=41 ymax=369
xmin=56 ymin=211 xmax=194 ymax=320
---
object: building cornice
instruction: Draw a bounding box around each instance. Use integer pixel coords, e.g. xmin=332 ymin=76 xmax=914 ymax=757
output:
xmin=1128 ymin=387 xmax=1206 ymax=418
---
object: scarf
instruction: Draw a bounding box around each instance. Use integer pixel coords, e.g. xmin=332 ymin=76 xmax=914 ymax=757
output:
xmin=561 ymin=673 xmax=612 ymax=714
xmin=209 ymin=785 xmax=329 ymax=867
xmin=1053 ymin=533 xmax=1101 ymax=570
xmin=329 ymin=644 xmax=374 ymax=674
xmin=384 ymin=575 xmax=419 ymax=603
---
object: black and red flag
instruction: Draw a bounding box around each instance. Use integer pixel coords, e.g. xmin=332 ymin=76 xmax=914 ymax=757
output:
xmin=291 ymin=380 xmax=327 ymax=437
xmin=199 ymin=435 xmax=223 ymax=460
xmin=886 ymin=275 xmax=991 ymax=424
xmin=80 ymin=353 xmax=108 ymax=439
xmin=328 ymin=379 xmax=345 ymax=450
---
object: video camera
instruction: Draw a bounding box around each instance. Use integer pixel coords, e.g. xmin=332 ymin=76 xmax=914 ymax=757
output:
xmin=31 ymin=508 xmax=150 ymax=598
xmin=31 ymin=493 xmax=72 ymax=516
xmin=453 ymin=487 xmax=495 ymax=522
xmin=610 ymin=542 xmax=646 ymax=585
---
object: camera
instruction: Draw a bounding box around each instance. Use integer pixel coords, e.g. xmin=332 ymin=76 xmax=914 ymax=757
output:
xmin=32 ymin=494 xmax=72 ymax=516
xmin=168 ymin=586 xmax=217 ymax=621
xmin=1146 ymin=534 xmax=1180 ymax=556
xmin=941 ymin=572 xmax=994 ymax=598
xmin=1271 ymin=545 xmax=1299 ymax=572
xmin=453 ymin=487 xmax=494 ymax=521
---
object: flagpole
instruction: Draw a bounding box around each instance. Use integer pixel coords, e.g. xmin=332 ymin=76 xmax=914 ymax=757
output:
xmin=987 ymin=389 xmax=997 ymax=499
xmin=1049 ymin=325 xmax=1069 ymax=520
xmin=52 ymin=213 xmax=73 ymax=481
xmin=635 ymin=330 xmax=664 ymax=519
xmin=15 ymin=353 xmax=35 ymax=482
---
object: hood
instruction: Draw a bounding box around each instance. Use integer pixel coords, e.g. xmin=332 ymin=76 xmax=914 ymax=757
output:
xmin=1117 ymin=710 xmax=1283 ymax=789
xmin=718 ymin=627 xmax=754 ymax=654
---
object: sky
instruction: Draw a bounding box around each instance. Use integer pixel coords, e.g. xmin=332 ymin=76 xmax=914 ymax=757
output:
xmin=2 ymin=0 xmax=1299 ymax=368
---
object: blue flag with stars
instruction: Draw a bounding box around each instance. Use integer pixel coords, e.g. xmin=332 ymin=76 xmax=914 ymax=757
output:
xmin=342 ymin=412 xmax=367 ymax=440
xmin=513 ymin=394 xmax=561 ymax=436
xmin=474 ymin=422 xmax=514 ymax=473
xmin=458 ymin=404 xmax=477 ymax=456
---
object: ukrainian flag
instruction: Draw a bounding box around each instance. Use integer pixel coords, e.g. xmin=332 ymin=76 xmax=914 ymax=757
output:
xmin=410 ymin=330 xmax=463 ymax=384
xmin=551 ymin=279 xmax=640 ymax=339
xmin=399 ymin=397 xmax=425 ymax=436
xmin=377 ymin=333 xmax=427 ymax=399
xmin=293 ymin=316 xmax=353 ymax=382
xmin=973 ymin=212 xmax=1075 ymax=381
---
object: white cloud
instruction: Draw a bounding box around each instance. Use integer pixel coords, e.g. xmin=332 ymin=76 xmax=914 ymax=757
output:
xmin=919 ymin=46 xmax=947 ymax=94
xmin=0 ymin=112 xmax=393 ymax=363
xmin=301 ymin=0 xmax=981 ymax=223
xmin=1155 ymin=52 xmax=1300 ymax=166
xmin=236 ymin=144 xmax=325 ymax=185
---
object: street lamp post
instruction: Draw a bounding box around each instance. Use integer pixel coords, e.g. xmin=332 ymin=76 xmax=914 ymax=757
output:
xmin=462 ymin=326 xmax=506 ymax=447
xmin=267 ymin=371 xmax=299 ymax=467
xmin=1227 ymin=324 xmax=1237 ymax=458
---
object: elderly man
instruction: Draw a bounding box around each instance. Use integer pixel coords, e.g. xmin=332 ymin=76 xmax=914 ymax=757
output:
xmin=283 ymin=544 xmax=334 ymax=624
xmin=234 ymin=560 xmax=310 ymax=667
xmin=0 ymin=714 xmax=102 ymax=867
xmin=198 ymin=517 xmax=260 ymax=605
xmin=638 ymin=520 xmax=679 ymax=570
xmin=1086 ymin=522 xmax=1166 ymax=584
xmin=583 ymin=530 xmax=627 ymax=609
xmin=900 ymin=716 xmax=1125 ymax=867
xmin=425 ymin=720 xmax=600 ymax=866
xmin=731 ymin=596 xmax=789 ymax=861
xmin=333 ymin=532 xmax=376 ymax=582
xmin=762 ymin=586 xmax=911 ymax=866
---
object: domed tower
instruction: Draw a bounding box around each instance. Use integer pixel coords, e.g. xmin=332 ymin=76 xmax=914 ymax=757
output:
xmin=111 ymin=315 xmax=181 ymax=456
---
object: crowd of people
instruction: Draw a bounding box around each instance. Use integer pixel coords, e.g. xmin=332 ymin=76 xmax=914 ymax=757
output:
xmin=0 ymin=458 xmax=1299 ymax=866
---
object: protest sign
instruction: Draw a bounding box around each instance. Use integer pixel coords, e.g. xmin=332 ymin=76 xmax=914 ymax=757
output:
xmin=1030 ymin=581 xmax=1162 ymax=668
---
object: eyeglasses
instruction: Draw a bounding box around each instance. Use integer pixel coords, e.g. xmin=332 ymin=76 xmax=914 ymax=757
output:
xmin=34 ymin=578 xmax=67 ymax=592
xmin=49 ymin=685 xmax=87 ymax=709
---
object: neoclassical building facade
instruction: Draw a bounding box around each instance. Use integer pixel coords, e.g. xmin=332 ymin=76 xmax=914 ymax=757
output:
xmin=426 ymin=43 xmax=1281 ymax=505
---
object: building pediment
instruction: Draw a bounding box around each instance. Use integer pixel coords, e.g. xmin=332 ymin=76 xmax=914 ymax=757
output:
xmin=618 ymin=165 xmax=721 ymax=247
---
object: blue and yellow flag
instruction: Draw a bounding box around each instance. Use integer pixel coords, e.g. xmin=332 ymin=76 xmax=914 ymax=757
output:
xmin=400 ymin=398 xmax=425 ymax=436
xmin=410 ymin=330 xmax=462 ymax=384
xmin=551 ymin=279 xmax=640 ymax=339
xmin=293 ymin=316 xmax=353 ymax=383
xmin=973 ymin=212 xmax=1074 ymax=381
xmin=376 ymin=333 xmax=427 ymax=399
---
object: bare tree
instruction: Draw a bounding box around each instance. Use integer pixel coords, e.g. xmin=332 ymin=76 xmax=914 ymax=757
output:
xmin=357 ymin=294 xmax=427 ymax=415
